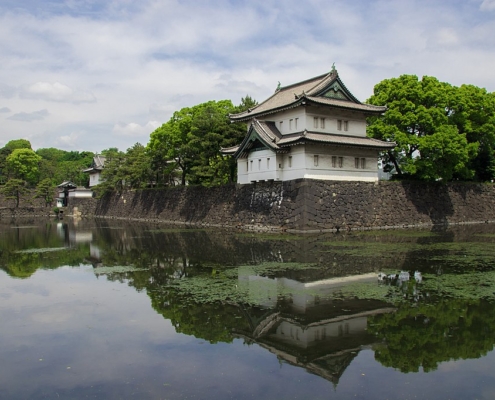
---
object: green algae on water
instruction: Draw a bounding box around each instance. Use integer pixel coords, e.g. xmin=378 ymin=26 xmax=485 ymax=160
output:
xmin=92 ymin=265 xmax=149 ymax=274
xmin=16 ymin=247 xmax=67 ymax=254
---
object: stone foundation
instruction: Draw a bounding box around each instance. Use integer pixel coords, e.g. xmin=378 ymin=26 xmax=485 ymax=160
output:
xmin=66 ymin=180 xmax=495 ymax=232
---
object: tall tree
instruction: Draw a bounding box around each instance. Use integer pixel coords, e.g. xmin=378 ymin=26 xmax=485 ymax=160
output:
xmin=1 ymin=179 xmax=28 ymax=207
xmin=449 ymin=85 xmax=495 ymax=181
xmin=35 ymin=178 xmax=55 ymax=207
xmin=0 ymin=139 xmax=33 ymax=184
xmin=5 ymin=148 xmax=42 ymax=185
xmin=367 ymin=75 xmax=482 ymax=181
xmin=122 ymin=143 xmax=153 ymax=189
xmin=95 ymin=148 xmax=126 ymax=194
xmin=148 ymin=98 xmax=252 ymax=187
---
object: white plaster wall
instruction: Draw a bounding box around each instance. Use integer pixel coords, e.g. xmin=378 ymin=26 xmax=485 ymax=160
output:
xmin=275 ymin=317 xmax=368 ymax=347
xmin=266 ymin=109 xmax=306 ymax=135
xmin=306 ymin=112 xmax=367 ymax=137
xmin=68 ymin=191 xmax=93 ymax=198
xmin=238 ymin=149 xmax=279 ymax=183
xmin=279 ymin=146 xmax=306 ymax=181
xmin=237 ymin=157 xmax=249 ymax=184
xmin=262 ymin=105 xmax=371 ymax=138
xmin=277 ymin=144 xmax=380 ymax=182
xmin=89 ymin=172 xmax=102 ymax=187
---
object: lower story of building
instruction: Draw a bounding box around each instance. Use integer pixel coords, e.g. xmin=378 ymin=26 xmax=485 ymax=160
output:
xmin=236 ymin=144 xmax=380 ymax=184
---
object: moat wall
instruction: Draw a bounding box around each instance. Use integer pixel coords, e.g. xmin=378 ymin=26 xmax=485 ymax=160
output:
xmin=66 ymin=179 xmax=495 ymax=232
xmin=0 ymin=191 xmax=53 ymax=219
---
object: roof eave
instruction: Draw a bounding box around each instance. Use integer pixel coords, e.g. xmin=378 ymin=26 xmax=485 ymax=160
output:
xmin=279 ymin=138 xmax=396 ymax=150
xmin=230 ymin=98 xmax=306 ymax=122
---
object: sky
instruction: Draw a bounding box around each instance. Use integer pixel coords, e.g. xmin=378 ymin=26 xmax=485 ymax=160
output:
xmin=1 ymin=0 xmax=495 ymax=153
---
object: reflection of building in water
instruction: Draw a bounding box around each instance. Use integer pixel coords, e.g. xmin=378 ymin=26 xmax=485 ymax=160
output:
xmin=238 ymin=268 xmax=377 ymax=310
xmin=90 ymin=243 xmax=101 ymax=260
xmin=236 ymin=271 xmax=394 ymax=386
xmin=56 ymin=222 xmax=102 ymax=267
xmin=57 ymin=222 xmax=94 ymax=245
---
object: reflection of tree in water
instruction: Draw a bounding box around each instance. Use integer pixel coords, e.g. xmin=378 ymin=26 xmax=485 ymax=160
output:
xmin=149 ymin=284 xmax=252 ymax=343
xmin=4 ymin=219 xmax=495 ymax=386
xmin=0 ymin=220 xmax=89 ymax=278
xmin=368 ymin=299 xmax=495 ymax=373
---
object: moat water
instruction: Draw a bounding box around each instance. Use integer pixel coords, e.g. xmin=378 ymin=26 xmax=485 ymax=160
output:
xmin=1 ymin=218 xmax=495 ymax=399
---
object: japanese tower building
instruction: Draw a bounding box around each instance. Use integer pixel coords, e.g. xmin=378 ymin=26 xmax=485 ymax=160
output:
xmin=222 ymin=66 xmax=395 ymax=184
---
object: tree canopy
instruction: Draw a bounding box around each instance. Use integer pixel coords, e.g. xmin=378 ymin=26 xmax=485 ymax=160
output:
xmin=5 ymin=148 xmax=42 ymax=184
xmin=147 ymin=98 xmax=253 ymax=187
xmin=367 ymin=75 xmax=495 ymax=181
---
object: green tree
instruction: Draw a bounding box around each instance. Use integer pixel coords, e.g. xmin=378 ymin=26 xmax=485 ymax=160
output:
xmin=1 ymin=178 xmax=28 ymax=207
xmin=4 ymin=139 xmax=32 ymax=152
xmin=35 ymin=178 xmax=55 ymax=207
xmin=0 ymin=139 xmax=33 ymax=184
xmin=449 ymin=85 xmax=495 ymax=181
xmin=5 ymin=148 xmax=42 ymax=185
xmin=148 ymin=98 xmax=251 ymax=187
xmin=122 ymin=143 xmax=153 ymax=189
xmin=36 ymin=147 xmax=67 ymax=162
xmin=95 ymin=148 xmax=126 ymax=195
xmin=367 ymin=75 xmax=482 ymax=181
xmin=148 ymin=106 xmax=195 ymax=186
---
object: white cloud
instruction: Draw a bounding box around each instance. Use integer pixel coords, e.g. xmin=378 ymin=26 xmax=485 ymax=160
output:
xmin=20 ymin=82 xmax=96 ymax=104
xmin=112 ymin=121 xmax=161 ymax=138
xmin=480 ymin=0 xmax=495 ymax=11
xmin=0 ymin=0 xmax=494 ymax=151
xmin=434 ymin=28 xmax=460 ymax=47
xmin=7 ymin=109 xmax=49 ymax=122
xmin=56 ymin=132 xmax=80 ymax=148
xmin=0 ymin=106 xmax=11 ymax=113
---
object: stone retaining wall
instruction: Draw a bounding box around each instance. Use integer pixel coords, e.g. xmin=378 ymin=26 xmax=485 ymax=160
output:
xmin=66 ymin=180 xmax=495 ymax=232
xmin=0 ymin=190 xmax=54 ymax=219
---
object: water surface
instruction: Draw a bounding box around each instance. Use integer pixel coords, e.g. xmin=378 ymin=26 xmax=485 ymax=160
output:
xmin=1 ymin=219 xmax=495 ymax=399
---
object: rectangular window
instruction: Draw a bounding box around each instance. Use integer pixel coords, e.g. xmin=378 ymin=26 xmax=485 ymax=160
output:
xmin=361 ymin=158 xmax=366 ymax=169
xmin=355 ymin=157 xmax=360 ymax=168
xmin=246 ymin=160 xmax=249 ymax=172
xmin=337 ymin=119 xmax=342 ymax=130
xmin=314 ymin=117 xmax=319 ymax=128
xmin=331 ymin=156 xmax=337 ymax=168
xmin=295 ymin=118 xmax=298 ymax=129
xmin=320 ymin=118 xmax=325 ymax=129
xmin=338 ymin=157 xmax=343 ymax=168
xmin=267 ymin=158 xmax=270 ymax=169
xmin=314 ymin=155 xmax=319 ymax=166
xmin=250 ymin=160 xmax=253 ymax=171
xmin=258 ymin=159 xmax=261 ymax=170
xmin=344 ymin=120 xmax=349 ymax=131
xmin=279 ymin=121 xmax=283 ymax=132
xmin=289 ymin=119 xmax=293 ymax=130
xmin=288 ymin=156 xmax=292 ymax=168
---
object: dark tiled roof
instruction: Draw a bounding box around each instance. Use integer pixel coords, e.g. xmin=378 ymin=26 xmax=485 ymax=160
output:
xmin=57 ymin=181 xmax=78 ymax=188
xmin=305 ymin=96 xmax=386 ymax=112
xmin=221 ymin=120 xmax=287 ymax=158
xmin=278 ymin=132 xmax=396 ymax=149
xmin=83 ymin=154 xmax=106 ymax=173
xmin=93 ymin=155 xmax=106 ymax=169
xmin=220 ymin=145 xmax=239 ymax=155
xmin=230 ymin=70 xmax=385 ymax=121
xmin=221 ymin=118 xmax=395 ymax=159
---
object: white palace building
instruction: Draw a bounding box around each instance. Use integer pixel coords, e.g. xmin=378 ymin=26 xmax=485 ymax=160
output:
xmin=222 ymin=66 xmax=395 ymax=184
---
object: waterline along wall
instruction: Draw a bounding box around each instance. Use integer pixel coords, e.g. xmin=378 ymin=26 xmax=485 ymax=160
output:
xmin=67 ymin=179 xmax=495 ymax=232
